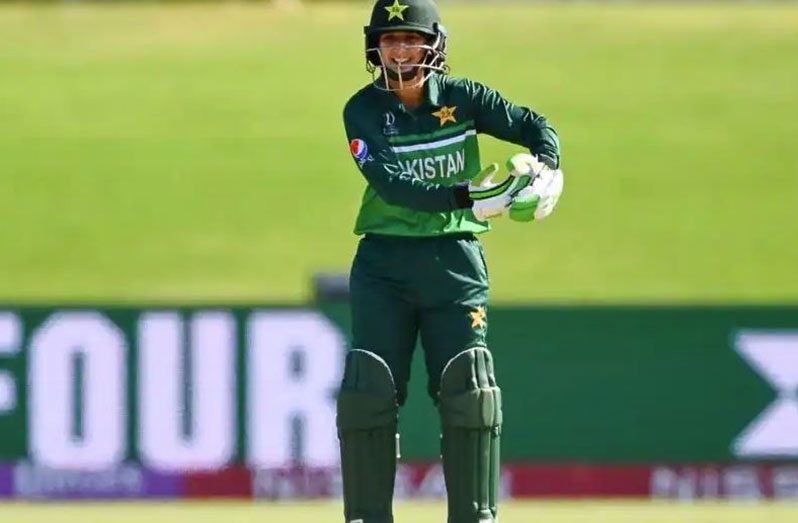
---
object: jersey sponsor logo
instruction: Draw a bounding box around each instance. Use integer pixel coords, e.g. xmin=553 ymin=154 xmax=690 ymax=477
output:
xmin=349 ymin=139 xmax=372 ymax=167
xmin=398 ymin=150 xmax=466 ymax=180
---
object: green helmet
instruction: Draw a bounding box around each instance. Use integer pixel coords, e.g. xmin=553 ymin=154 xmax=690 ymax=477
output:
xmin=363 ymin=0 xmax=449 ymax=90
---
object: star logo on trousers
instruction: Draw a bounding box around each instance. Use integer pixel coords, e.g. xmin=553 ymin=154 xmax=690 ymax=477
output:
xmin=469 ymin=306 xmax=487 ymax=329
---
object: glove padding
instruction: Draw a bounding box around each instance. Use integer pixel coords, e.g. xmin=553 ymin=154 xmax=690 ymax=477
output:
xmin=506 ymin=153 xmax=564 ymax=222
xmin=468 ymin=163 xmax=532 ymax=221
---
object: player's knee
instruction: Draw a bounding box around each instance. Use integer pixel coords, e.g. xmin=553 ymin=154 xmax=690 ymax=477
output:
xmin=437 ymin=347 xmax=502 ymax=429
xmin=336 ymin=349 xmax=398 ymax=431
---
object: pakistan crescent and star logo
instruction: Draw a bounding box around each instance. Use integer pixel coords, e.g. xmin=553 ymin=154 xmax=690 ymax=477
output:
xmin=385 ymin=0 xmax=409 ymax=21
xmin=432 ymin=106 xmax=457 ymax=126
xmin=470 ymin=306 xmax=487 ymax=329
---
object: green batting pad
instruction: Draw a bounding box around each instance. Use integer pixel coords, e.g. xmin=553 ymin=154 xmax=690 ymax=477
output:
xmin=438 ymin=348 xmax=502 ymax=523
xmin=336 ymin=350 xmax=399 ymax=523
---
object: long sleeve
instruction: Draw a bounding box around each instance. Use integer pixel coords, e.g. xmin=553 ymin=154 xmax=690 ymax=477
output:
xmin=466 ymin=80 xmax=561 ymax=169
xmin=344 ymin=104 xmax=471 ymax=212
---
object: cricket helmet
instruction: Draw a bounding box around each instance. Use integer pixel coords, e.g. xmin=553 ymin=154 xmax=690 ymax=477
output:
xmin=364 ymin=0 xmax=449 ymax=90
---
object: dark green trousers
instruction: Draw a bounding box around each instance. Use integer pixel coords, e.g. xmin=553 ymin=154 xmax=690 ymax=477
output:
xmin=350 ymin=233 xmax=490 ymax=405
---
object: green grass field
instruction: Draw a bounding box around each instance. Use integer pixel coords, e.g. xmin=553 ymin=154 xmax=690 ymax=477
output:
xmin=0 ymin=500 xmax=796 ymax=523
xmin=1 ymin=3 xmax=797 ymax=303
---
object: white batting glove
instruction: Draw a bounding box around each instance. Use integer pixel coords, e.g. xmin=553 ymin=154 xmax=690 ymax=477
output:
xmin=468 ymin=163 xmax=533 ymax=221
xmin=506 ymin=153 xmax=564 ymax=222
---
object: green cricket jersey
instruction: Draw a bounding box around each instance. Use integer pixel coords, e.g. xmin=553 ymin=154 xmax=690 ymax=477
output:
xmin=344 ymin=73 xmax=560 ymax=237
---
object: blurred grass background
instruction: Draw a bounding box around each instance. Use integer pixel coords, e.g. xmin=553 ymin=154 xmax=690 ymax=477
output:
xmin=0 ymin=2 xmax=796 ymax=303
xmin=0 ymin=500 xmax=796 ymax=522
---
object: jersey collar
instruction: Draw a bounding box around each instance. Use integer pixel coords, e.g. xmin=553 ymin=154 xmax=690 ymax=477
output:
xmin=426 ymin=73 xmax=443 ymax=107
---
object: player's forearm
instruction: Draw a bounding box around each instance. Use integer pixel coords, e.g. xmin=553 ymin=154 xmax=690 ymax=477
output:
xmin=364 ymin=164 xmax=472 ymax=212
xmin=518 ymin=111 xmax=560 ymax=169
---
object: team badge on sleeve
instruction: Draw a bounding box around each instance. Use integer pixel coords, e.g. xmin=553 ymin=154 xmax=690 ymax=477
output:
xmin=350 ymin=138 xmax=373 ymax=167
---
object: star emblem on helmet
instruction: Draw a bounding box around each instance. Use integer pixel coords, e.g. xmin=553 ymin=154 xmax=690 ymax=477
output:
xmin=385 ymin=0 xmax=410 ymax=21
xmin=432 ymin=106 xmax=457 ymax=126
xmin=469 ymin=306 xmax=487 ymax=329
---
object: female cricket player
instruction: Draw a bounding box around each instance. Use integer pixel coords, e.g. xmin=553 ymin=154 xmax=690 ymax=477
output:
xmin=336 ymin=1 xmax=563 ymax=522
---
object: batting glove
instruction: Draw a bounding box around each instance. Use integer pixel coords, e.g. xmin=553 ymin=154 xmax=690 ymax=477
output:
xmin=506 ymin=153 xmax=564 ymax=222
xmin=469 ymin=163 xmax=533 ymax=221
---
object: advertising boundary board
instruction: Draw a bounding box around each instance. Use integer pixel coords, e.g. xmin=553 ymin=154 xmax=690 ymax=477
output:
xmin=0 ymin=304 xmax=797 ymax=500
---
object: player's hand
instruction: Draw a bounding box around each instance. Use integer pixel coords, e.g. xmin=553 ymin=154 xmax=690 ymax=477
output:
xmin=468 ymin=163 xmax=532 ymax=221
xmin=506 ymin=153 xmax=564 ymax=222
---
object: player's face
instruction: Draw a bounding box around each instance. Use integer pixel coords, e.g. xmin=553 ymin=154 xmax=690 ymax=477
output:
xmin=378 ymin=31 xmax=428 ymax=78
